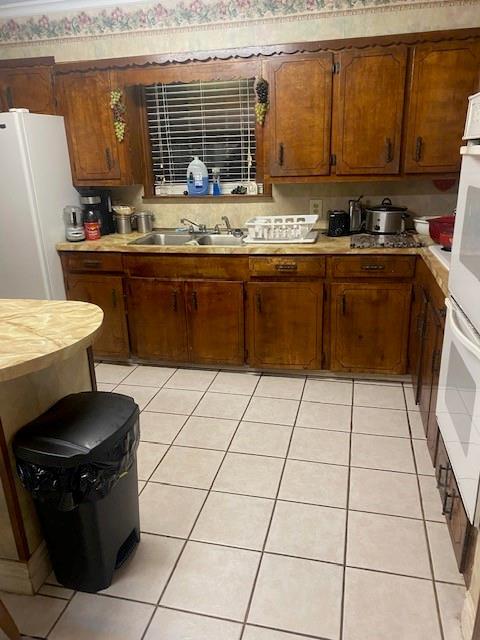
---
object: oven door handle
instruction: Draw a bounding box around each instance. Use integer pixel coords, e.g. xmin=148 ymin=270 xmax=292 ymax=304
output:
xmin=446 ymin=298 xmax=480 ymax=360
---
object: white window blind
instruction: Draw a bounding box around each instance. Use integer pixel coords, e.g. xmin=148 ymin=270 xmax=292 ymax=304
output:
xmin=145 ymin=78 xmax=256 ymax=192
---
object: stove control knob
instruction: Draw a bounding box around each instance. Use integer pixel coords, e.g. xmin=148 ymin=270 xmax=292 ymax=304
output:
xmin=374 ymin=224 xmax=381 ymax=231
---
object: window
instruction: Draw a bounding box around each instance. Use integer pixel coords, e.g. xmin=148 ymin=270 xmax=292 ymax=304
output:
xmin=145 ymin=78 xmax=256 ymax=195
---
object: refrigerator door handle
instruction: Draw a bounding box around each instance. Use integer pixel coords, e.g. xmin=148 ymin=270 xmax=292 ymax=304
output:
xmin=446 ymin=298 xmax=480 ymax=360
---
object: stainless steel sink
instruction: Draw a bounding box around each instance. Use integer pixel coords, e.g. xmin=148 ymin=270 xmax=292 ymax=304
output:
xmin=196 ymin=234 xmax=244 ymax=246
xmin=129 ymin=232 xmax=245 ymax=246
xmin=129 ymin=233 xmax=193 ymax=246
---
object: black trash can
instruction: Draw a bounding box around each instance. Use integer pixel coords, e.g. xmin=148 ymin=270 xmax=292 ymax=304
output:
xmin=14 ymin=391 xmax=140 ymax=593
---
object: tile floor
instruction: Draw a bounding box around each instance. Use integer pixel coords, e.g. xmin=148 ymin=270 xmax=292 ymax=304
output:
xmin=3 ymin=364 xmax=467 ymax=640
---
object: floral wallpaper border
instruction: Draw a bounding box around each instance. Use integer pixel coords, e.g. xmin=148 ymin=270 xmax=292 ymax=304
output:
xmin=0 ymin=0 xmax=477 ymax=44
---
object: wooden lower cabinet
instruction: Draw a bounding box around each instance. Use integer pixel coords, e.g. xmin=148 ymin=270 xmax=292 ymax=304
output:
xmin=66 ymin=274 xmax=129 ymax=359
xmin=127 ymin=278 xmax=188 ymax=362
xmin=185 ymin=281 xmax=244 ymax=365
xmin=247 ymin=281 xmax=323 ymax=369
xmin=127 ymin=278 xmax=244 ymax=365
xmin=330 ymin=282 xmax=411 ymax=374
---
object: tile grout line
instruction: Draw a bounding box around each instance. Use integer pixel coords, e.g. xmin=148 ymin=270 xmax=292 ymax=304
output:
xmin=237 ymin=376 xmax=307 ymax=640
xmin=403 ymin=382 xmax=446 ymax=640
xmin=339 ymin=378 xmax=354 ymax=640
xmin=139 ymin=370 xmax=262 ymax=640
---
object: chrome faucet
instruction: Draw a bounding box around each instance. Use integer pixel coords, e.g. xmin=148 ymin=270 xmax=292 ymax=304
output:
xmin=180 ymin=218 xmax=207 ymax=233
xmin=221 ymin=216 xmax=232 ymax=234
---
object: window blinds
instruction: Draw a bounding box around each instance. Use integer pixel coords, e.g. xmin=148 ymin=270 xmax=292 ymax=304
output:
xmin=145 ymin=78 xmax=256 ymax=189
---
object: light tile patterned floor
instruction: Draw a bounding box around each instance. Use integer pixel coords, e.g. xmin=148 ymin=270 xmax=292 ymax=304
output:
xmin=3 ymin=365 xmax=466 ymax=640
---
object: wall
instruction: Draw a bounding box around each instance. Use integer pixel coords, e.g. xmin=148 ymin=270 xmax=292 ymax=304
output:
xmin=113 ymin=180 xmax=458 ymax=230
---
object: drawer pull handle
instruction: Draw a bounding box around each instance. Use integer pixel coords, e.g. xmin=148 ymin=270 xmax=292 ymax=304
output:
xmin=341 ymin=294 xmax=346 ymax=315
xmin=361 ymin=264 xmax=386 ymax=271
xmin=256 ymin=293 xmax=262 ymax=314
xmin=191 ymin=291 xmax=198 ymax=311
xmin=105 ymin=148 xmax=112 ymax=170
xmin=275 ymin=263 xmax=297 ymax=271
xmin=83 ymin=260 xmax=102 ymax=268
xmin=414 ymin=136 xmax=423 ymax=162
xmin=111 ymin=288 xmax=117 ymax=308
xmin=278 ymin=143 xmax=284 ymax=166
xmin=171 ymin=290 xmax=178 ymax=312
xmin=442 ymin=491 xmax=455 ymax=519
xmin=437 ymin=463 xmax=451 ymax=489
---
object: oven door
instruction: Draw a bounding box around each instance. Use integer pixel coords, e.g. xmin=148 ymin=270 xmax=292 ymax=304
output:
xmin=449 ymin=150 xmax=480 ymax=334
xmin=436 ymin=297 xmax=480 ymax=524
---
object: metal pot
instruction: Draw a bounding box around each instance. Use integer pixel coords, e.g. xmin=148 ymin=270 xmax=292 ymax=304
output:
xmin=365 ymin=198 xmax=409 ymax=234
xmin=114 ymin=213 xmax=133 ymax=234
xmin=134 ymin=212 xmax=154 ymax=233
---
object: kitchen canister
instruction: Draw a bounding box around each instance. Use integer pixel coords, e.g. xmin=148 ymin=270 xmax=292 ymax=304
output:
xmin=134 ymin=211 xmax=154 ymax=233
xmin=113 ymin=206 xmax=135 ymax=234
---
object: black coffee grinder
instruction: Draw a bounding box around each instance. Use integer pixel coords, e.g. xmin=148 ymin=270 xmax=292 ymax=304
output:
xmin=78 ymin=189 xmax=115 ymax=235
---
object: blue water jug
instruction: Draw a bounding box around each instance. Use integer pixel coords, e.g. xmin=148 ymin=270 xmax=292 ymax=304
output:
xmin=187 ymin=156 xmax=209 ymax=196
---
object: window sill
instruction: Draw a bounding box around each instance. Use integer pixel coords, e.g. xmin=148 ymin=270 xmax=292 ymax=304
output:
xmin=142 ymin=195 xmax=273 ymax=203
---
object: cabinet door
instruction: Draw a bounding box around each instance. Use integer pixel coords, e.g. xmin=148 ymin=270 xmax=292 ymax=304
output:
xmin=127 ymin=279 xmax=188 ymax=362
xmin=335 ymin=46 xmax=407 ymax=174
xmin=66 ymin=274 xmax=129 ymax=359
xmin=404 ymin=40 xmax=480 ymax=173
xmin=269 ymin=55 xmax=333 ymax=176
xmin=0 ymin=67 xmax=54 ymax=115
xmin=185 ymin=281 xmax=244 ymax=365
xmin=247 ymin=282 xmax=323 ymax=369
xmin=330 ymin=282 xmax=411 ymax=374
xmin=418 ymin=300 xmax=442 ymax=434
xmin=56 ymin=72 xmax=121 ymax=183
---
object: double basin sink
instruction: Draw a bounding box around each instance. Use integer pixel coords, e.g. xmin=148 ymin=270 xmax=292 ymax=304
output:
xmin=129 ymin=232 xmax=244 ymax=247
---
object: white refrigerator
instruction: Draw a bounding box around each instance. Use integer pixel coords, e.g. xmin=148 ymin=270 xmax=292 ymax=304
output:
xmin=0 ymin=109 xmax=79 ymax=300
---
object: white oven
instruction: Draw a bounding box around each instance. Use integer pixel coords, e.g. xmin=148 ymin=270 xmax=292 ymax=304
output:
xmin=449 ymin=91 xmax=480 ymax=335
xmin=436 ymin=91 xmax=480 ymax=524
xmin=437 ymin=299 xmax=480 ymax=524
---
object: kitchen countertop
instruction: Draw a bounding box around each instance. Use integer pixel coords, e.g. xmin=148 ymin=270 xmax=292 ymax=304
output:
xmin=56 ymin=231 xmax=449 ymax=297
xmin=0 ymin=299 xmax=103 ymax=382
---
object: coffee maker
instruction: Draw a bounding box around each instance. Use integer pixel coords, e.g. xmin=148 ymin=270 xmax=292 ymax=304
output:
xmin=78 ymin=189 xmax=115 ymax=235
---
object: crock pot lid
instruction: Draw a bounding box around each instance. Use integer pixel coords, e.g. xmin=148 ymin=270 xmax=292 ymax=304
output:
xmin=368 ymin=197 xmax=407 ymax=212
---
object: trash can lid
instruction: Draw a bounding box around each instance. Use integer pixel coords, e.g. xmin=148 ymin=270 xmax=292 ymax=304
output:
xmin=14 ymin=392 xmax=139 ymax=468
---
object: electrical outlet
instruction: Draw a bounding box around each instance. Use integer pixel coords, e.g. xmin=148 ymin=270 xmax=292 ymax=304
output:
xmin=309 ymin=199 xmax=323 ymax=218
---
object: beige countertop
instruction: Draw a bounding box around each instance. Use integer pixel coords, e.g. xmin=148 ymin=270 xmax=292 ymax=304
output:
xmin=0 ymin=299 xmax=103 ymax=383
xmin=56 ymin=231 xmax=424 ymax=255
xmin=56 ymin=232 xmax=449 ymax=297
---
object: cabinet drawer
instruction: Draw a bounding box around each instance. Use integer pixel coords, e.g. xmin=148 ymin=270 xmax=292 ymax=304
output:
xmin=249 ymin=257 xmax=326 ymax=277
xmin=329 ymin=255 xmax=415 ymax=278
xmin=125 ymin=255 xmax=248 ymax=280
xmin=62 ymin=252 xmax=123 ymax=273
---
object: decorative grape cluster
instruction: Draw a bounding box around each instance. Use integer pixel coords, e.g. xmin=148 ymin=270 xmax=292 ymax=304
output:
xmin=255 ymin=77 xmax=269 ymax=126
xmin=110 ymin=89 xmax=126 ymax=142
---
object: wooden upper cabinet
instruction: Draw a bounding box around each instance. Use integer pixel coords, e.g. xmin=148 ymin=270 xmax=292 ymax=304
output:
xmin=334 ymin=46 xmax=407 ymax=175
xmin=56 ymin=71 xmax=122 ymax=184
xmin=185 ymin=280 xmax=244 ymax=365
xmin=330 ymin=282 xmax=411 ymax=374
xmin=0 ymin=65 xmax=55 ymax=115
xmin=268 ymin=55 xmax=333 ymax=176
xmin=404 ymin=40 xmax=480 ymax=173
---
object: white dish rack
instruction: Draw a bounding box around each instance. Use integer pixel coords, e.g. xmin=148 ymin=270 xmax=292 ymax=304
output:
xmin=244 ymin=214 xmax=318 ymax=243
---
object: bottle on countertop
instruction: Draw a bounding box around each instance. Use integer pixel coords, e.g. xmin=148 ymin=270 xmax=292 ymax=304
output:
xmin=84 ymin=207 xmax=101 ymax=241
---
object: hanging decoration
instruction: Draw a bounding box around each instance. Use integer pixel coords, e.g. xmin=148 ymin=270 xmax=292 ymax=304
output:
xmin=255 ymin=77 xmax=269 ymax=126
xmin=110 ymin=89 xmax=126 ymax=142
